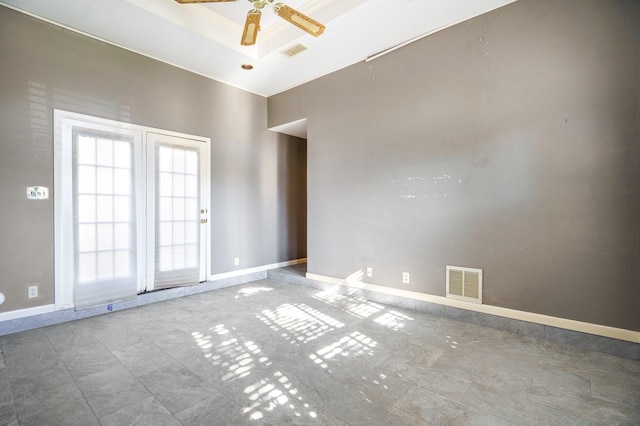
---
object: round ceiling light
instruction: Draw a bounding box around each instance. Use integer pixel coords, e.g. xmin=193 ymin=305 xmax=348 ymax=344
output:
xmin=241 ymin=64 xmax=254 ymax=70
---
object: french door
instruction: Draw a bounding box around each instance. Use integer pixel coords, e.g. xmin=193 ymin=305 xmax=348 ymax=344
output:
xmin=147 ymin=133 xmax=208 ymax=290
xmin=54 ymin=111 xmax=210 ymax=310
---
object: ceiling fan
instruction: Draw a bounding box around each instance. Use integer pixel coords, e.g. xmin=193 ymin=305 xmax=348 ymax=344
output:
xmin=175 ymin=0 xmax=326 ymax=46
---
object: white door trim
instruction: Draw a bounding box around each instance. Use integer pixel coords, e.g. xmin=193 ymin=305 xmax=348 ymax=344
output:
xmin=53 ymin=110 xmax=211 ymax=310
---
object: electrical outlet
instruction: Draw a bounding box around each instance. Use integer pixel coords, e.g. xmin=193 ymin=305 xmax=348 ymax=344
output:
xmin=402 ymin=272 xmax=410 ymax=284
xmin=366 ymin=267 xmax=373 ymax=278
xmin=28 ymin=285 xmax=38 ymax=298
xmin=234 ymin=257 xmax=240 ymax=266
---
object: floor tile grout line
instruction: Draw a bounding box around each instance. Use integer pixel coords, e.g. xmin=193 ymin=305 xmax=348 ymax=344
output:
xmin=2 ymin=277 xmax=639 ymax=424
xmin=2 ymin=370 xmax=19 ymax=426
xmin=61 ymin=328 xmax=118 ymax=425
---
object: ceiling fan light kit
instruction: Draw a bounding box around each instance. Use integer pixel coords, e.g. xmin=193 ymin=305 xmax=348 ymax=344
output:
xmin=272 ymin=3 xmax=325 ymax=37
xmin=175 ymin=0 xmax=326 ymax=46
xmin=241 ymin=9 xmax=261 ymax=45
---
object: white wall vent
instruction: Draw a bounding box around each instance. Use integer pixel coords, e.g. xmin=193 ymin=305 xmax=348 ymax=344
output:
xmin=446 ymin=265 xmax=483 ymax=304
xmin=281 ymin=44 xmax=308 ymax=57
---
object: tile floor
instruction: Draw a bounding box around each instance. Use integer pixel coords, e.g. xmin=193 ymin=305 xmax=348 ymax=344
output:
xmin=0 ymin=274 xmax=639 ymax=425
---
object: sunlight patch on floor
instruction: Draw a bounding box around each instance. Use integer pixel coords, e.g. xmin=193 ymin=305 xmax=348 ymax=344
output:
xmin=235 ymin=286 xmax=274 ymax=299
xmin=313 ymin=290 xmax=384 ymax=319
xmin=242 ymin=370 xmax=318 ymax=421
xmin=256 ymin=303 xmax=344 ymax=345
xmin=192 ymin=324 xmax=270 ymax=384
xmin=310 ymin=330 xmax=378 ymax=370
xmin=374 ymin=310 xmax=413 ymax=331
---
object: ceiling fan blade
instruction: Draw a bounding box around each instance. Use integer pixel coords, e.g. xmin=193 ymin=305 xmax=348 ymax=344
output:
xmin=272 ymin=3 xmax=325 ymax=37
xmin=241 ymin=9 xmax=261 ymax=46
xmin=174 ymin=0 xmax=236 ymax=4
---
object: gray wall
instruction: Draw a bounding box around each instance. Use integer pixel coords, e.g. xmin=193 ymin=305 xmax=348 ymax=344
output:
xmin=0 ymin=6 xmax=306 ymax=313
xmin=268 ymin=0 xmax=640 ymax=331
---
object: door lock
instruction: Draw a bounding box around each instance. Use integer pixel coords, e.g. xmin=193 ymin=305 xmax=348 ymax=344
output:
xmin=200 ymin=219 xmax=207 ymax=224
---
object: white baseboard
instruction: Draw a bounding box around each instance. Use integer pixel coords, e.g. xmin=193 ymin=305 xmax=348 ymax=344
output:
xmin=0 ymin=304 xmax=55 ymax=322
xmin=0 ymin=260 xmax=307 ymax=325
xmin=209 ymin=258 xmax=307 ymax=281
xmin=306 ymin=272 xmax=640 ymax=344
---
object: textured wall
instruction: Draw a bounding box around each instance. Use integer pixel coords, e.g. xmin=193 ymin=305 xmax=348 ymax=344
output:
xmin=0 ymin=6 xmax=306 ymax=313
xmin=268 ymin=0 xmax=640 ymax=331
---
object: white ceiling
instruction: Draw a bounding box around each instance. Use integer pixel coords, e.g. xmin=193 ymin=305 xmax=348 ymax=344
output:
xmin=1 ymin=0 xmax=516 ymax=97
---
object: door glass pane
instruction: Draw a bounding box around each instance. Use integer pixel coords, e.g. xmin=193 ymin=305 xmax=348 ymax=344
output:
xmin=154 ymin=143 xmax=200 ymax=289
xmin=73 ymin=130 xmax=137 ymax=308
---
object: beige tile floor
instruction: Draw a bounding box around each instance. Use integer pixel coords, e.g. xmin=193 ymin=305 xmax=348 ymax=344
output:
xmin=0 ymin=273 xmax=638 ymax=425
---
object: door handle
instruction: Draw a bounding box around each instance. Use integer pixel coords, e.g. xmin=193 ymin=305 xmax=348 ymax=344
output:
xmin=200 ymin=219 xmax=207 ymax=224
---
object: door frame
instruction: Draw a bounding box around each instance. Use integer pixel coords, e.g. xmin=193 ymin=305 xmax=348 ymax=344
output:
xmin=53 ymin=110 xmax=211 ymax=310
xmin=145 ymin=131 xmax=210 ymax=292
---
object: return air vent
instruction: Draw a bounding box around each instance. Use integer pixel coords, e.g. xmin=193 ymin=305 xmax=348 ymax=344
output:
xmin=446 ymin=265 xmax=482 ymax=304
xmin=281 ymin=44 xmax=308 ymax=57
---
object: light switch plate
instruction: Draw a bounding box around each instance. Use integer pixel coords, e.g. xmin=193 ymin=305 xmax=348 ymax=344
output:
xmin=27 ymin=186 xmax=49 ymax=200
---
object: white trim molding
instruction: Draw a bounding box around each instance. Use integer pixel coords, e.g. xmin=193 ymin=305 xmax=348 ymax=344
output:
xmin=210 ymin=258 xmax=307 ymax=281
xmin=306 ymin=272 xmax=640 ymax=344
xmin=0 ymin=304 xmax=55 ymax=322
xmin=54 ymin=109 xmax=212 ymax=309
xmin=0 ymin=260 xmax=306 ymax=330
